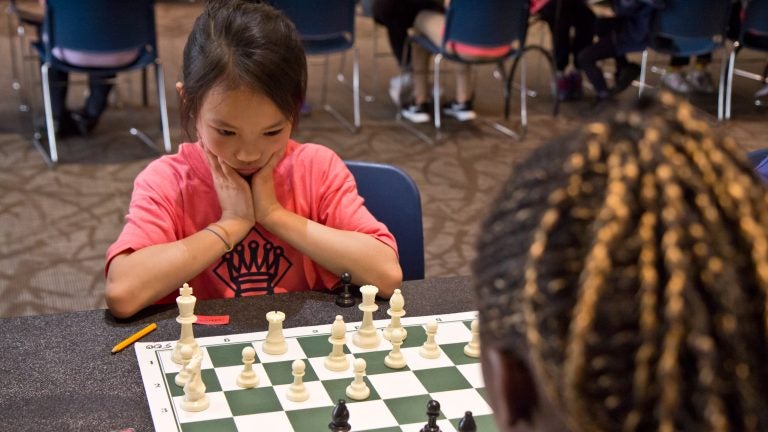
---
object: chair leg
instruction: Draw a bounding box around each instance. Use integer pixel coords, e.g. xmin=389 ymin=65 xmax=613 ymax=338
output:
xmin=353 ymin=47 xmax=361 ymax=129
xmin=40 ymin=63 xmax=58 ymax=164
xmin=638 ymin=49 xmax=648 ymax=97
xmin=725 ymin=44 xmax=739 ymax=120
xmin=433 ymin=54 xmax=442 ymax=131
xmin=156 ymin=62 xmax=172 ymax=153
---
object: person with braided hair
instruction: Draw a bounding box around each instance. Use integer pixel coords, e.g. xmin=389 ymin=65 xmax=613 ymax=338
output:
xmin=473 ymin=92 xmax=768 ymax=431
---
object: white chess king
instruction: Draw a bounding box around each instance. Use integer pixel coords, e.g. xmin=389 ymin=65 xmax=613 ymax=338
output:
xmin=172 ymin=283 xmax=200 ymax=364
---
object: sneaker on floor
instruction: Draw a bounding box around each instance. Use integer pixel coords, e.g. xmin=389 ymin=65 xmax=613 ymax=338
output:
xmin=662 ymin=71 xmax=691 ymax=94
xmin=389 ymin=73 xmax=413 ymax=106
xmin=442 ymin=100 xmax=477 ymax=121
xmin=556 ymin=74 xmax=570 ymax=101
xmin=686 ymin=69 xmax=715 ymax=94
xmin=401 ymin=102 xmax=431 ymax=124
xmin=756 ymin=83 xmax=768 ymax=99
xmin=613 ymin=63 xmax=641 ymax=94
xmin=566 ymin=70 xmax=583 ymax=100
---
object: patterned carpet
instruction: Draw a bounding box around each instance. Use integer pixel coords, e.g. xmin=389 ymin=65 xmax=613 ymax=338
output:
xmin=1 ymin=1 xmax=766 ymax=318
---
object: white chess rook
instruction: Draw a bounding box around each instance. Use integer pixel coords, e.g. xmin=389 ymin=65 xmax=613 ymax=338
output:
xmin=353 ymin=285 xmax=381 ymax=349
xmin=384 ymin=327 xmax=407 ymax=369
xmin=325 ymin=315 xmax=350 ymax=371
xmin=419 ymin=320 xmax=441 ymax=359
xmin=175 ymin=344 xmax=195 ymax=387
xmin=383 ymin=288 xmax=407 ymax=342
xmin=286 ymin=359 xmax=309 ymax=402
xmin=181 ymin=354 xmax=209 ymax=412
xmin=464 ymin=318 xmax=480 ymax=358
xmin=172 ymin=283 xmax=200 ymax=364
xmin=345 ymin=358 xmax=370 ymax=400
xmin=237 ymin=346 xmax=259 ymax=388
xmin=263 ymin=311 xmax=288 ymax=355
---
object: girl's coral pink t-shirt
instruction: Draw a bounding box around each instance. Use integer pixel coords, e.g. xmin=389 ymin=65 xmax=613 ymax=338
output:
xmin=106 ymin=140 xmax=397 ymax=304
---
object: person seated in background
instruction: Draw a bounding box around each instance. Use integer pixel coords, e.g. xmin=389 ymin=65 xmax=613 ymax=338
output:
xmin=36 ymin=0 xmax=140 ymax=137
xmin=372 ymin=0 xmax=445 ymax=107
xmin=533 ymin=0 xmax=595 ymax=101
xmin=577 ymin=0 xmax=661 ymax=104
xmin=473 ymin=92 xmax=768 ymax=431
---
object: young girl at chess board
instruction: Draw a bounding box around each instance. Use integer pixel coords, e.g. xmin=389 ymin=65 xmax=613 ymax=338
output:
xmin=473 ymin=93 xmax=768 ymax=431
xmin=105 ymin=0 xmax=402 ymax=318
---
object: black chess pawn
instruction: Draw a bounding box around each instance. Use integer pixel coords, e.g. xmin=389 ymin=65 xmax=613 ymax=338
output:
xmin=420 ymin=399 xmax=442 ymax=432
xmin=328 ymin=399 xmax=351 ymax=431
xmin=335 ymin=272 xmax=355 ymax=307
xmin=457 ymin=411 xmax=476 ymax=432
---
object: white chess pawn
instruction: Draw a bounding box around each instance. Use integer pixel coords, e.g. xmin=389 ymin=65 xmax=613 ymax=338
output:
xmin=345 ymin=358 xmax=370 ymax=400
xmin=325 ymin=315 xmax=350 ymax=372
xmin=237 ymin=346 xmax=259 ymax=388
xmin=181 ymin=354 xmax=209 ymax=412
xmin=286 ymin=359 xmax=309 ymax=402
xmin=384 ymin=327 xmax=407 ymax=369
xmin=263 ymin=311 xmax=288 ymax=355
xmin=175 ymin=344 xmax=195 ymax=387
xmin=383 ymin=288 xmax=407 ymax=342
xmin=172 ymin=283 xmax=200 ymax=364
xmin=419 ymin=320 xmax=441 ymax=359
xmin=353 ymin=285 xmax=381 ymax=349
xmin=464 ymin=318 xmax=480 ymax=358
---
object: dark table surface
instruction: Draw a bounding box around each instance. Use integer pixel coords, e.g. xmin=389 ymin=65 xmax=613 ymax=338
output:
xmin=0 ymin=275 xmax=475 ymax=431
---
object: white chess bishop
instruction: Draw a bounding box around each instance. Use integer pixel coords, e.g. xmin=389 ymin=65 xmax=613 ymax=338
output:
xmin=383 ymin=288 xmax=407 ymax=341
xmin=325 ymin=315 xmax=350 ymax=371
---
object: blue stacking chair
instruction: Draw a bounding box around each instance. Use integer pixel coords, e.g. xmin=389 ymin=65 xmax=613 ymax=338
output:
xmin=636 ymin=0 xmax=731 ymax=103
xmin=345 ymin=160 xmax=425 ymax=281
xmin=269 ymin=0 xmax=361 ymax=132
xmin=720 ymin=0 xmax=768 ymax=119
xmin=36 ymin=0 xmax=171 ymax=165
xmin=403 ymin=0 xmax=547 ymax=142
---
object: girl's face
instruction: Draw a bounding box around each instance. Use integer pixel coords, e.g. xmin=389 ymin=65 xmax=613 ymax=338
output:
xmin=196 ymin=85 xmax=293 ymax=177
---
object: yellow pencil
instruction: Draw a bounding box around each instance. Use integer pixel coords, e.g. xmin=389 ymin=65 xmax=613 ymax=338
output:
xmin=111 ymin=323 xmax=158 ymax=354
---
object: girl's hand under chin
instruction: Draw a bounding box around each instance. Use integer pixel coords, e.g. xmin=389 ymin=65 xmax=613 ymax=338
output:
xmin=203 ymin=145 xmax=255 ymax=237
xmin=250 ymin=147 xmax=284 ymax=224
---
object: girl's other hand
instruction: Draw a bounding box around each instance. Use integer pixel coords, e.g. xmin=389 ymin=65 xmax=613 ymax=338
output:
xmin=251 ymin=147 xmax=284 ymax=224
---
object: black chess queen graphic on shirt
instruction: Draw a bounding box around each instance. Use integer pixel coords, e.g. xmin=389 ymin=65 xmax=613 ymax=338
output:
xmin=213 ymin=227 xmax=292 ymax=296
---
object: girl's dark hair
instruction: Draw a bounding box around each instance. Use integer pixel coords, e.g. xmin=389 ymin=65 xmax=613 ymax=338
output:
xmin=474 ymin=93 xmax=768 ymax=431
xmin=180 ymin=0 xmax=307 ymax=139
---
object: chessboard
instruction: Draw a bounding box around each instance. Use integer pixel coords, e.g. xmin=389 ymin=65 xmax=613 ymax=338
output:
xmin=136 ymin=311 xmax=497 ymax=432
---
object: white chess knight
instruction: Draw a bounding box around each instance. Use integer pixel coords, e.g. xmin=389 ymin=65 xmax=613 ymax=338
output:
xmin=175 ymin=344 xmax=195 ymax=387
xmin=325 ymin=315 xmax=350 ymax=372
xmin=237 ymin=346 xmax=259 ymax=388
xmin=419 ymin=320 xmax=441 ymax=359
xmin=172 ymin=283 xmax=200 ymax=364
xmin=353 ymin=285 xmax=381 ymax=349
xmin=263 ymin=311 xmax=288 ymax=355
xmin=464 ymin=318 xmax=480 ymax=358
xmin=181 ymin=353 xmax=209 ymax=412
xmin=286 ymin=359 xmax=309 ymax=402
xmin=384 ymin=327 xmax=407 ymax=369
xmin=345 ymin=358 xmax=370 ymax=400
xmin=383 ymin=288 xmax=407 ymax=342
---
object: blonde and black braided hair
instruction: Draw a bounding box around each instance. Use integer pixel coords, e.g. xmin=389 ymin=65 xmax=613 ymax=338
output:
xmin=474 ymin=93 xmax=768 ymax=431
